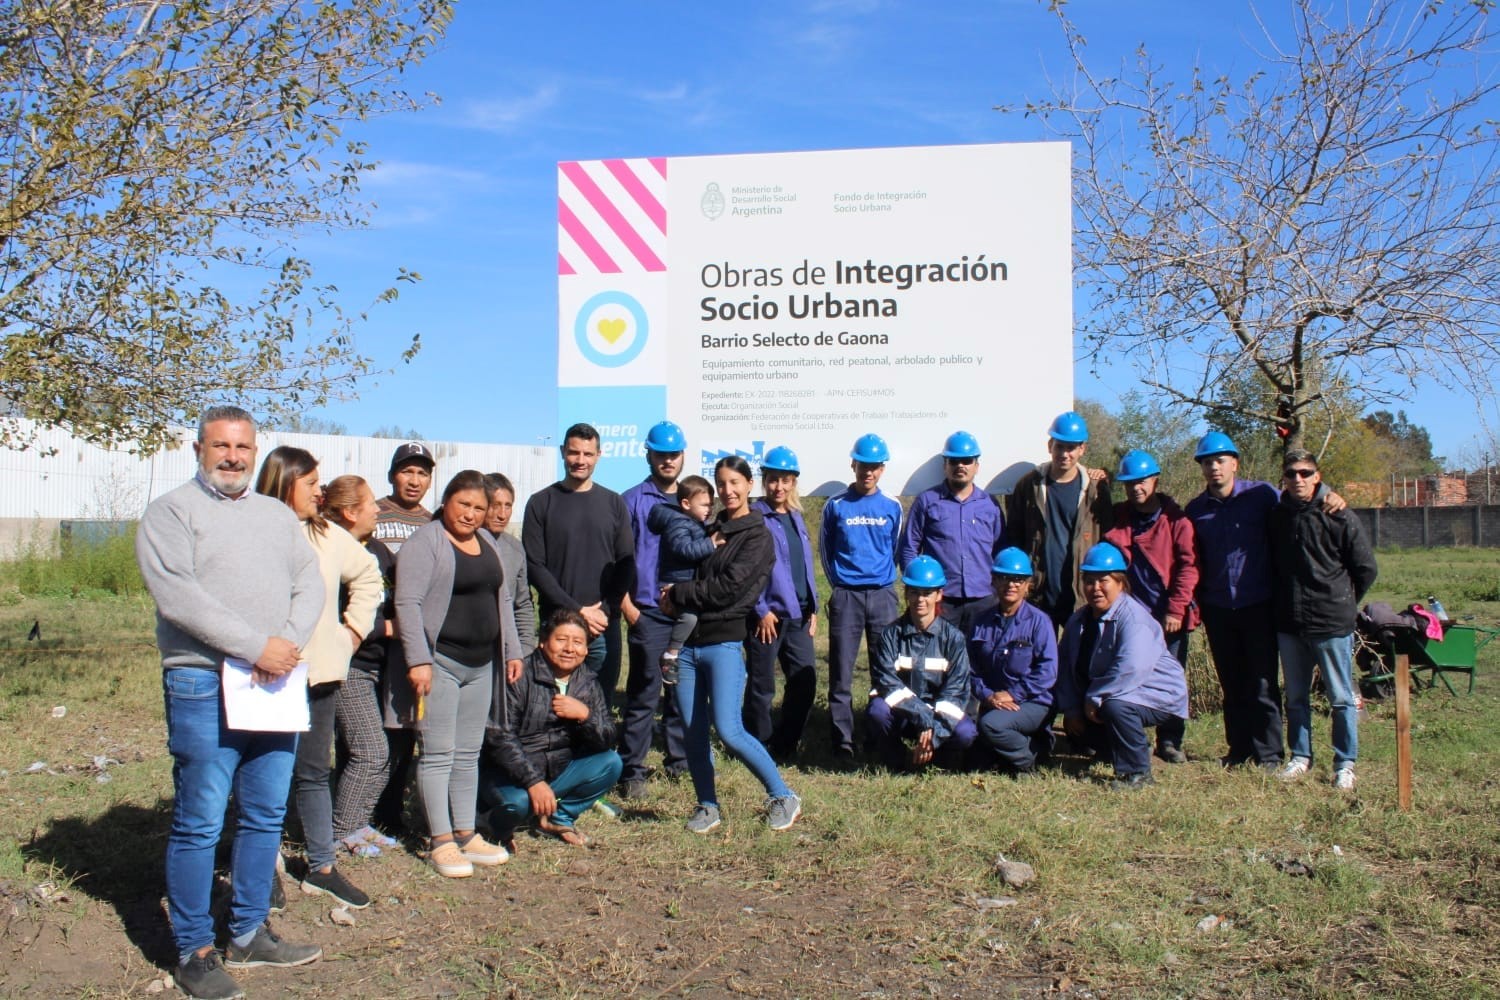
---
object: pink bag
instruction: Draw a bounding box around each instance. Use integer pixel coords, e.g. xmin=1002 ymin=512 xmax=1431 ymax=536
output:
xmin=1409 ymin=604 xmax=1445 ymax=641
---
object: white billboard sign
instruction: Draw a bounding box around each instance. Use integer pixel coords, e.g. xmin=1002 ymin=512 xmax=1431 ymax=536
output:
xmin=557 ymin=142 xmax=1072 ymax=494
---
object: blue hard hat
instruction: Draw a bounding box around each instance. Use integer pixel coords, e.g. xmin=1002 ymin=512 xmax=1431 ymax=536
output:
xmin=761 ymin=445 xmax=800 ymax=474
xmin=1116 ymin=449 xmax=1161 ymax=482
xmin=644 ymin=420 xmax=686 ymax=453
xmin=941 ymin=430 xmax=981 ymax=459
xmin=991 ymin=547 xmax=1034 ymax=578
xmin=1047 ymin=410 xmax=1089 ymax=444
xmin=1194 ymin=431 xmax=1239 ymax=460
xmin=850 ymin=433 xmax=891 ymax=464
xmin=1080 ymin=542 xmax=1128 ymax=574
xmin=901 ymin=554 xmax=947 ymax=589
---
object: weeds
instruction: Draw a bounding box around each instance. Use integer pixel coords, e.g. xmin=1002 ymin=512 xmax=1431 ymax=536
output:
xmin=0 ymin=523 xmax=143 ymax=597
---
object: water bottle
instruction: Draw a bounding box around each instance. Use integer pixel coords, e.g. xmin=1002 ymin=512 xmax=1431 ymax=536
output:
xmin=1427 ymin=595 xmax=1449 ymax=622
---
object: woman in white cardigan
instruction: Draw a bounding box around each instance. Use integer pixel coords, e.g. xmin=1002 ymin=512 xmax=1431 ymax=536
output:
xmin=255 ymin=447 xmax=381 ymax=909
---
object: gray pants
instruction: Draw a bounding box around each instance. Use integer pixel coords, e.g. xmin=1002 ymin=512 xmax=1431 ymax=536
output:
xmin=417 ymin=653 xmax=492 ymax=838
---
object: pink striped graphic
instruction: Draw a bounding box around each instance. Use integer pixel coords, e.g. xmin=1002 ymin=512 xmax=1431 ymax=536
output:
xmin=559 ymin=161 xmax=665 ymax=272
xmin=558 ymin=198 xmax=620 ymax=274
xmin=604 ymin=159 xmax=666 ymax=233
xmin=557 ymin=158 xmax=668 ymax=275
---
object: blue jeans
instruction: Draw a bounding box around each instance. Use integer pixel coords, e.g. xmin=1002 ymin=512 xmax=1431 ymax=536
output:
xmin=163 ymin=668 xmax=296 ymax=961
xmin=1279 ymin=632 xmax=1358 ymax=767
xmin=675 ymin=642 xmax=792 ymax=807
xmin=481 ymin=750 xmax=624 ymax=830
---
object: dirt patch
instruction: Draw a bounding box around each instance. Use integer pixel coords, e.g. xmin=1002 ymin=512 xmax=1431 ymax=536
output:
xmin=4 ymin=826 xmax=1062 ymax=998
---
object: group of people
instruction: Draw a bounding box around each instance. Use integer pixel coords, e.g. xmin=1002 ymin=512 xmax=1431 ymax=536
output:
xmin=137 ymin=404 xmax=1377 ymax=1000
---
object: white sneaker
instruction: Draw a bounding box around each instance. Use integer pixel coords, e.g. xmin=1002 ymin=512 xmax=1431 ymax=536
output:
xmin=1333 ymin=766 xmax=1356 ymax=791
xmin=1277 ymin=757 xmax=1311 ymax=782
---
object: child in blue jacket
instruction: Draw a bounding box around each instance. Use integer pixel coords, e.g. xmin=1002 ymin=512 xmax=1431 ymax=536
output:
xmin=646 ymin=475 xmax=719 ymax=681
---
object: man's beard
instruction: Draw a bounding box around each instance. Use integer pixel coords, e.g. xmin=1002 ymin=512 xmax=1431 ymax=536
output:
xmin=207 ymin=465 xmax=253 ymax=495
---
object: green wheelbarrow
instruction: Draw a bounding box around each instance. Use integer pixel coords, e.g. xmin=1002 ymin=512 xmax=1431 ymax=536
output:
xmin=1369 ymin=622 xmax=1497 ymax=696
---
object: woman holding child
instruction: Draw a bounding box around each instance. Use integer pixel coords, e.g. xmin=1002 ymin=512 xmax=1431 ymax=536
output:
xmin=659 ymin=456 xmax=803 ymax=834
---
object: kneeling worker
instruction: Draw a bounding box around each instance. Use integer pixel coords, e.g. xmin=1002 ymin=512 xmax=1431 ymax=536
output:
xmin=866 ymin=555 xmax=976 ymax=770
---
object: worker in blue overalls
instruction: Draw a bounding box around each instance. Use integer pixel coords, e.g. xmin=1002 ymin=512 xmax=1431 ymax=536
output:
xmin=820 ymin=433 xmax=902 ymax=762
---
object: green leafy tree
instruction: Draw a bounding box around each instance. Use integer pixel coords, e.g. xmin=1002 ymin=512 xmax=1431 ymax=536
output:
xmin=0 ymin=0 xmax=453 ymax=452
xmin=1013 ymin=0 xmax=1500 ymax=453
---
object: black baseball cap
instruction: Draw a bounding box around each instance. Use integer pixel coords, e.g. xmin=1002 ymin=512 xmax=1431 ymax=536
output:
xmin=388 ymin=442 xmax=435 ymax=473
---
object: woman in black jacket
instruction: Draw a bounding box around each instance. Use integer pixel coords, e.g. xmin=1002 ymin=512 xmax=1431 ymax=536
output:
xmin=660 ymin=456 xmax=802 ymax=835
xmin=479 ymin=610 xmax=622 ymax=846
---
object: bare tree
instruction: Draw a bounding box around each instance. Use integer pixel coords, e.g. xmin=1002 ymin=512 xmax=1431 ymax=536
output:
xmin=0 ymin=1 xmax=452 ymax=453
xmin=1009 ymin=0 xmax=1500 ymax=453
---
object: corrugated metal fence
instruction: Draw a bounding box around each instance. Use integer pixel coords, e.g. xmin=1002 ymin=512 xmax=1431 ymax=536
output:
xmin=0 ymin=419 xmax=555 ymax=522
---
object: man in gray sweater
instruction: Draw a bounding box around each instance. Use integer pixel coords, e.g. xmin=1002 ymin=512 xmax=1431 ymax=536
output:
xmin=136 ymin=406 xmax=325 ymax=1000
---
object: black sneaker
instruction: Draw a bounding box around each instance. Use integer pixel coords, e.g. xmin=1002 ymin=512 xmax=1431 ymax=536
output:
xmin=175 ymin=950 xmax=244 ymax=1000
xmin=224 ymin=924 xmax=323 ymax=968
xmin=268 ymin=874 xmax=286 ymax=913
xmin=619 ymin=779 xmax=650 ymax=800
xmin=300 ymin=864 xmax=370 ymax=909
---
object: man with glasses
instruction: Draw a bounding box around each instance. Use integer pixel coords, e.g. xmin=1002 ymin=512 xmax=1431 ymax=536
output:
xmin=900 ymin=430 xmax=1005 ymax=624
xmin=1269 ymin=450 xmax=1377 ymax=791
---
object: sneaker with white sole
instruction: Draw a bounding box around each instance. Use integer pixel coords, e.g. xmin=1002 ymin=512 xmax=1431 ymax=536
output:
xmin=301 ymin=864 xmax=370 ymax=909
xmin=223 ymin=924 xmax=321 ymax=968
xmin=428 ymin=841 xmax=474 ymax=878
xmin=458 ymin=833 xmax=510 ymax=867
xmin=1333 ymin=765 xmax=1356 ymax=791
xmin=1277 ymin=757 xmax=1311 ymax=782
xmin=765 ymin=793 xmax=802 ymax=831
xmin=685 ymin=804 xmax=721 ymax=835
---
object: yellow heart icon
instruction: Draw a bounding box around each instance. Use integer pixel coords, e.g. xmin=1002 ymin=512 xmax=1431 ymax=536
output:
xmin=596 ymin=318 xmax=628 ymax=344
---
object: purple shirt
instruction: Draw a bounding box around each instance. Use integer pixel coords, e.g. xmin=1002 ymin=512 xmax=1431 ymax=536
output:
xmin=1184 ymin=479 xmax=1278 ymax=610
xmin=622 ymin=477 xmax=674 ymax=609
xmin=966 ymin=598 xmax=1057 ymax=706
xmin=1056 ymin=593 xmax=1188 ymax=718
xmin=751 ymin=499 xmax=818 ymax=619
xmin=898 ymin=483 xmax=1004 ymax=600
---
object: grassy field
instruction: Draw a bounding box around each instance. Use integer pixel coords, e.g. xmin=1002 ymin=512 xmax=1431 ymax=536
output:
xmin=0 ymin=547 xmax=1497 ymax=997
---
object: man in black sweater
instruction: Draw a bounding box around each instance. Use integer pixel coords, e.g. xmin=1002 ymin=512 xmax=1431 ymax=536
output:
xmin=522 ymin=423 xmax=634 ymax=706
xmin=1269 ymin=449 xmax=1377 ymax=792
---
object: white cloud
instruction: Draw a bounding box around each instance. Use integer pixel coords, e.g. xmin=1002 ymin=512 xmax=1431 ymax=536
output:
xmin=457 ymin=84 xmax=561 ymax=132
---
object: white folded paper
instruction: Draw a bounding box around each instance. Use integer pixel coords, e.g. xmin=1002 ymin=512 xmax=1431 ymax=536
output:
xmin=222 ymin=657 xmax=310 ymax=732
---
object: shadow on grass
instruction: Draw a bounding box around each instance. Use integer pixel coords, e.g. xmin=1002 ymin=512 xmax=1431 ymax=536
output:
xmin=23 ymin=799 xmax=177 ymax=967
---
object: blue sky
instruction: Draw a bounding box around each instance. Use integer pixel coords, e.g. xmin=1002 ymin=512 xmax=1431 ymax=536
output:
xmin=301 ymin=1 xmax=1493 ymax=467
